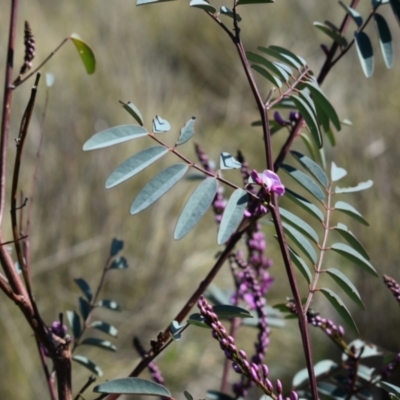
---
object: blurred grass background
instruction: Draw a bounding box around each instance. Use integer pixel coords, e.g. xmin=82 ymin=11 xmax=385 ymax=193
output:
xmin=1 ymin=0 xmax=400 ymax=398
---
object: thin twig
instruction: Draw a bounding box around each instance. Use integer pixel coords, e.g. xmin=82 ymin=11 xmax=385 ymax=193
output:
xmin=74 ymin=375 xmax=97 ymax=400
xmin=35 ymin=338 xmax=57 ymax=400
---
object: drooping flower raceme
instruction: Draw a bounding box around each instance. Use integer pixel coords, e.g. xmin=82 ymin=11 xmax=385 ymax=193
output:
xmin=250 ymin=169 xmax=285 ymax=196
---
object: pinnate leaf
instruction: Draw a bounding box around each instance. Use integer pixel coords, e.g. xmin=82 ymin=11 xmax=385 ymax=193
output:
xmin=331 ymin=162 xmax=347 ymax=181
xmin=131 ymin=164 xmax=189 ymax=215
xmin=220 ymin=152 xmax=242 ymax=170
xmin=326 ymin=268 xmax=365 ymax=309
xmin=93 ymin=378 xmax=171 ymax=397
xmin=334 ymin=201 xmax=369 ymax=226
xmin=106 ymin=146 xmax=168 ymax=189
xmin=285 ymin=188 xmax=324 ymax=221
xmin=90 ymin=321 xmax=118 ymax=337
xmin=237 ymin=0 xmax=274 ymax=5
xmin=374 ymin=14 xmax=393 ymax=69
xmin=74 ymin=278 xmax=92 ymax=302
xmin=320 ymin=288 xmax=359 ymax=335
xmin=119 ymin=101 xmax=144 ymax=126
xmin=213 ymin=304 xmax=253 ymax=319
xmin=334 ymin=180 xmax=373 ymax=193
xmin=110 ymin=238 xmax=124 ymax=257
xmin=109 ymin=256 xmax=129 ymax=269
xmin=291 ymin=150 xmax=328 ymax=187
xmin=258 ymin=46 xmax=302 ymax=69
xmin=288 ymin=246 xmax=312 ymax=284
xmin=83 ymin=125 xmax=148 ymax=151
xmin=380 ymin=382 xmax=400 ymax=397
xmin=220 ymin=7 xmax=242 ymax=22
xmin=79 ymin=297 xmax=91 ymax=320
xmin=251 ymin=65 xmax=282 ymax=88
xmin=283 ymin=223 xmax=317 ymax=264
xmin=218 ymin=189 xmax=248 ymax=244
xmin=67 ymin=310 xmax=82 ymax=338
xmin=330 ymin=243 xmax=378 ymax=276
xmin=190 ymin=0 xmax=216 ymax=12
xmin=339 ymin=1 xmax=363 ymax=27
xmin=390 ymin=0 xmax=400 ymax=26
xmin=97 ymin=299 xmax=121 ymax=311
xmin=73 ymin=355 xmax=103 ymax=376
xmin=153 ymin=116 xmax=171 ymax=133
xmin=280 ymin=207 xmax=319 ymax=243
xmin=355 ymin=31 xmax=374 ymax=78
xmin=70 ymin=34 xmax=96 ymax=74
xmin=313 ymin=22 xmax=347 ymax=46
xmin=177 ymin=117 xmax=196 ymax=145
xmin=174 ymin=177 xmax=218 ymax=240
xmin=334 ymin=223 xmax=369 ymax=260
xmin=81 ymin=337 xmax=116 ymax=352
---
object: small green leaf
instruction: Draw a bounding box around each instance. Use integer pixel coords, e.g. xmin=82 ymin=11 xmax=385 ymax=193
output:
xmin=153 ymin=116 xmax=171 ymax=133
xmin=247 ymin=51 xmax=289 ymax=81
xmin=339 ymin=1 xmax=363 ymax=27
xmin=220 ymin=152 xmax=242 ymax=170
xmin=174 ymin=177 xmax=218 ymax=240
xmin=326 ymin=268 xmax=365 ymax=309
xmin=81 ymin=337 xmax=116 ymax=352
xmin=73 ymin=355 xmax=103 ymax=376
xmin=285 ymin=188 xmax=324 ymax=221
xmin=251 ymin=65 xmax=282 ymax=88
xmin=334 ymin=200 xmax=369 ymax=226
xmin=313 ymin=22 xmax=347 ymax=46
xmin=177 ymin=117 xmax=196 ymax=145
xmin=187 ymin=313 xmax=209 ymax=328
xmin=97 ymin=299 xmax=121 ymax=311
xmin=355 ymin=31 xmax=374 ymax=78
xmin=237 ymin=0 xmax=274 ymax=5
xmin=110 ymin=238 xmax=124 ymax=257
xmin=330 ymin=243 xmax=378 ymax=276
xmin=325 ymin=127 xmax=336 ymax=147
xmin=66 ymin=310 xmax=82 ymax=338
xmin=320 ymin=288 xmax=359 ymax=335
xmin=74 ymin=278 xmax=93 ymax=302
xmin=131 ymin=164 xmax=189 ymax=215
xmin=290 ymin=94 xmax=322 ymax=148
xmin=90 ymin=321 xmax=118 ymax=337
xmin=300 ymin=132 xmax=318 ymax=161
xmin=258 ymin=46 xmax=302 ymax=69
xmin=283 ymin=223 xmax=317 ymax=264
xmin=390 ymin=0 xmax=400 ymax=26
xmin=220 ymin=7 xmax=242 ymax=22
xmin=280 ymin=207 xmax=319 ymax=243
xmin=213 ymin=304 xmax=253 ymax=319
xmin=137 ymin=0 xmax=176 ymax=5
xmin=204 ymin=283 xmax=232 ymax=305
xmin=83 ymin=125 xmax=148 ymax=151
xmin=93 ymin=378 xmax=171 ymax=397
xmin=106 ymin=146 xmax=169 ymax=189
xmin=335 ymin=180 xmax=373 ymax=194
xmin=207 ymin=391 xmax=236 ymax=400
xmin=288 ymin=246 xmax=312 ymax=284
xmin=268 ymin=45 xmax=307 ymax=66
xmin=317 ymin=382 xmax=347 ymax=399
xmin=218 ymin=189 xmax=248 ymax=244
xmin=380 ymin=382 xmax=400 ymax=397
xmin=331 ymin=162 xmax=347 ymax=181
xmin=190 ymin=0 xmax=216 ymax=12
xmin=293 ymin=360 xmax=338 ymax=388
xmin=334 ymin=223 xmax=369 ymax=260
xmin=291 ymin=150 xmax=328 ymax=187
xmin=374 ymin=14 xmax=393 ymax=69
xmin=280 ymin=164 xmax=325 ymax=202
xmin=184 ymin=391 xmax=194 ymax=400
xmin=109 ymin=256 xmax=129 ymax=269
xmin=79 ymin=297 xmax=91 ymax=320
xmin=119 ymin=101 xmax=144 ymax=126
xmin=70 ymin=34 xmax=96 ymax=74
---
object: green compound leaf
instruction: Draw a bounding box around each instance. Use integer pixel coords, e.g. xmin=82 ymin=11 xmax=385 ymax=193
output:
xmin=94 ymin=378 xmax=171 ymax=397
xmin=251 ymin=65 xmax=282 ymax=88
xmin=153 ymin=116 xmax=171 ymax=133
xmin=119 ymin=101 xmax=144 ymax=126
xmin=334 ymin=200 xmax=369 ymax=226
xmin=380 ymin=382 xmax=400 ymax=397
xmin=97 ymin=299 xmax=121 ymax=311
xmin=291 ymin=150 xmax=328 ymax=188
xmin=335 ymin=180 xmax=373 ymax=194
xmin=79 ymin=297 xmax=91 ymax=320
xmin=390 ymin=0 xmax=400 ymax=26
xmin=374 ymin=14 xmax=393 ymax=69
xmin=177 ymin=117 xmax=196 ymax=145
xmin=110 ymin=238 xmax=124 ymax=257
xmin=285 ymin=188 xmax=324 ymax=221
xmin=69 ymin=34 xmax=96 ymax=74
xmin=218 ymin=189 xmax=248 ymax=244
xmin=74 ymin=278 xmax=92 ymax=302
xmin=73 ymin=355 xmax=103 ymax=376
xmin=339 ymin=1 xmax=363 ymax=27
xmin=66 ymin=310 xmax=82 ymax=338
xmin=237 ymin=0 xmax=274 ymax=5
xmin=330 ymin=243 xmax=378 ymax=276
xmin=187 ymin=313 xmax=209 ymax=328
xmin=131 ymin=164 xmax=189 ymax=215
xmin=305 ymin=77 xmax=341 ymax=131
xmin=331 ymin=162 xmax=347 ymax=181
xmin=213 ymin=304 xmax=253 ymax=319
xmin=326 ymin=268 xmax=365 ymax=309
xmin=190 ymin=0 xmax=216 ymax=12
xmin=334 ymin=223 xmax=369 ymax=260
xmin=220 ymin=7 xmax=242 ymax=22
xmin=90 ymin=321 xmax=119 ymax=337
xmin=280 ymin=207 xmax=319 ymax=243
xmin=355 ymin=31 xmax=374 ymax=78
xmin=290 ymin=94 xmax=322 ymax=148
xmin=220 ymin=152 xmax=242 ymax=170
xmin=109 ymin=256 xmax=129 ymax=269
xmin=106 ymin=146 xmax=168 ymax=189
xmin=174 ymin=177 xmax=218 ymax=240
xmin=283 ymin=223 xmax=317 ymax=264
xmin=81 ymin=337 xmax=116 ymax=352
xmin=288 ymin=246 xmax=312 ymax=284
xmin=280 ymin=164 xmax=325 ymax=202
xmin=83 ymin=125 xmax=148 ymax=151
xmin=247 ymin=51 xmax=289 ymax=82
xmin=320 ymin=288 xmax=359 ymax=335
xmin=258 ymin=46 xmax=302 ymax=69
xmin=313 ymin=22 xmax=347 ymax=46
xmin=268 ymin=45 xmax=307 ymax=67
xmin=300 ymin=132 xmax=318 ymax=161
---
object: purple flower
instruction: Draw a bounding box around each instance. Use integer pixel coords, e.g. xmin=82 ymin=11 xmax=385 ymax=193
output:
xmin=250 ymin=170 xmax=285 ymax=196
